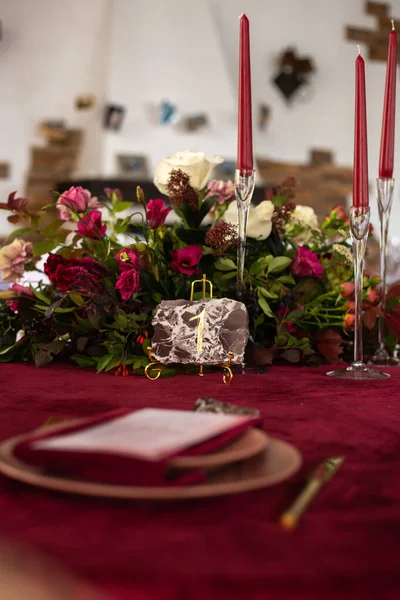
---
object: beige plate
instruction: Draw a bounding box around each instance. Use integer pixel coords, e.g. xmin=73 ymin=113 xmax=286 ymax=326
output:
xmin=0 ymin=436 xmax=302 ymax=500
xmin=169 ymin=428 xmax=269 ymax=470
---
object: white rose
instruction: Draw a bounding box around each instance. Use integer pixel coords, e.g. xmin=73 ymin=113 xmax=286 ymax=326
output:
xmin=223 ymin=200 xmax=274 ymax=240
xmin=154 ymin=150 xmax=223 ymax=194
xmin=289 ymin=205 xmax=318 ymax=229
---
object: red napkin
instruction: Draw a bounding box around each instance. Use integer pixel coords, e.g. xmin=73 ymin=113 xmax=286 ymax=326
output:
xmin=14 ymin=408 xmax=261 ymax=487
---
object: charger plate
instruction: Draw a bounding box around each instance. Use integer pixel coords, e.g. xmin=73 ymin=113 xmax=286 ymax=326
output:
xmin=170 ymin=428 xmax=269 ymax=470
xmin=0 ymin=435 xmax=301 ymax=500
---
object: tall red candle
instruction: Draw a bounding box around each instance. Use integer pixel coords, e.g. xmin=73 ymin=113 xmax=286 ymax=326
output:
xmin=378 ymin=22 xmax=397 ymax=179
xmin=353 ymin=49 xmax=369 ymax=207
xmin=237 ymin=14 xmax=253 ymax=174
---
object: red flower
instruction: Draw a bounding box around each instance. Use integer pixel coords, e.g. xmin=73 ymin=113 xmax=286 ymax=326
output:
xmin=76 ymin=211 xmax=106 ymax=239
xmin=115 ymin=248 xmax=140 ymax=272
xmin=171 ymin=246 xmax=202 ymax=275
xmin=291 ymin=247 xmax=324 ymax=278
xmin=331 ymin=205 xmax=347 ymax=220
xmin=344 ymin=313 xmax=355 ymax=330
xmin=6 ymin=283 xmax=34 ymax=312
xmin=340 ymin=282 xmax=355 ymax=298
xmin=146 ymin=199 xmax=172 ymax=228
xmin=44 ymin=254 xmax=104 ymax=292
xmin=115 ymin=269 xmax=140 ymax=300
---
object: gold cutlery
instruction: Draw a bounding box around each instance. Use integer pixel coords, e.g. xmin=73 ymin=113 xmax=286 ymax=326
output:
xmin=280 ymin=456 xmax=344 ymax=530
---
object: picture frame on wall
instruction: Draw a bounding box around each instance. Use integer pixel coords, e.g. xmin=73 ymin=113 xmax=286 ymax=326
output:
xmin=116 ymin=154 xmax=149 ymax=179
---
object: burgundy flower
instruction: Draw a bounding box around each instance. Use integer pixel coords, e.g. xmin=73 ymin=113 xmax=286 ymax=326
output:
xmin=291 ymin=247 xmax=324 ymax=279
xmin=6 ymin=283 xmax=34 ymax=312
xmin=170 ymin=245 xmax=202 ymax=275
xmin=146 ymin=199 xmax=172 ymax=228
xmin=44 ymin=254 xmax=104 ymax=292
xmin=115 ymin=269 xmax=140 ymax=300
xmin=7 ymin=191 xmax=28 ymax=212
xmin=56 ymin=186 xmax=101 ymax=221
xmin=115 ymin=248 xmax=140 ymax=272
xmin=76 ymin=211 xmax=106 ymax=239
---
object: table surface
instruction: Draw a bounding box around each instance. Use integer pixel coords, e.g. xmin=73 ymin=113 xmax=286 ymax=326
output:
xmin=1 ymin=363 xmax=400 ymax=600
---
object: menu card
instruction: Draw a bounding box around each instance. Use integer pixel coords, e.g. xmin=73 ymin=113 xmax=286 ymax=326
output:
xmin=34 ymin=409 xmax=255 ymax=462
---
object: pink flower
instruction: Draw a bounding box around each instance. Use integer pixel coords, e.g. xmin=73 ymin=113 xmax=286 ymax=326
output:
xmin=146 ymin=199 xmax=172 ymax=228
xmin=115 ymin=248 xmax=140 ymax=272
xmin=104 ymin=188 xmax=122 ymax=202
xmin=6 ymin=283 xmax=34 ymax=312
xmin=207 ymin=180 xmax=235 ymax=204
xmin=115 ymin=269 xmax=140 ymax=300
xmin=291 ymin=246 xmax=324 ymax=279
xmin=56 ymin=186 xmax=101 ymax=220
xmin=0 ymin=239 xmax=34 ymax=282
xmin=76 ymin=211 xmax=106 ymax=239
xmin=171 ymin=245 xmax=202 ymax=275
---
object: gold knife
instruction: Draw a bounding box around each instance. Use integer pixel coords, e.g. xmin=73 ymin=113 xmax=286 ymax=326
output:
xmin=280 ymin=456 xmax=344 ymax=530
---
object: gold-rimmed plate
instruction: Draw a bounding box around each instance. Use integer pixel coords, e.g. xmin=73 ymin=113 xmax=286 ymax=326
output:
xmin=0 ymin=435 xmax=301 ymax=500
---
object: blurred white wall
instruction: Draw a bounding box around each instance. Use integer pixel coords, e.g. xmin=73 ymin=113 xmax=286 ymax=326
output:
xmin=1 ymin=0 xmax=400 ymax=236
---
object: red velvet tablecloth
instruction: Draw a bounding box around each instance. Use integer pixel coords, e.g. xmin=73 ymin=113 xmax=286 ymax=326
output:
xmin=1 ymin=363 xmax=400 ymax=600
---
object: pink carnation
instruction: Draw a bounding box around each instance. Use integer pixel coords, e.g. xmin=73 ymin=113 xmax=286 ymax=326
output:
xmin=207 ymin=180 xmax=235 ymax=205
xmin=76 ymin=210 xmax=106 ymax=239
xmin=56 ymin=186 xmax=101 ymax=221
xmin=171 ymin=245 xmax=202 ymax=275
xmin=291 ymin=246 xmax=324 ymax=278
xmin=146 ymin=199 xmax=172 ymax=228
xmin=115 ymin=269 xmax=140 ymax=300
xmin=6 ymin=283 xmax=34 ymax=312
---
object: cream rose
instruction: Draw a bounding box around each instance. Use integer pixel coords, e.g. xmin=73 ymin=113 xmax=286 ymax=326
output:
xmin=0 ymin=238 xmax=34 ymax=282
xmin=289 ymin=205 xmax=318 ymax=229
xmin=223 ymin=200 xmax=274 ymax=240
xmin=154 ymin=150 xmax=223 ymax=194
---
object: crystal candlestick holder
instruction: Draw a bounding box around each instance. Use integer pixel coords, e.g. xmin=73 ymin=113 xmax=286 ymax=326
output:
xmin=235 ymin=169 xmax=255 ymax=299
xmin=369 ymin=178 xmax=399 ymax=366
xmin=327 ymin=206 xmax=390 ymax=380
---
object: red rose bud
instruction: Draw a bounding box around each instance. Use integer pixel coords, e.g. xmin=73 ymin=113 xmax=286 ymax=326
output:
xmin=344 ymin=313 xmax=355 ymax=330
xmin=346 ymin=300 xmax=355 ymax=313
xmin=331 ymin=205 xmax=346 ymax=220
xmin=367 ymin=288 xmax=380 ymax=306
xmin=136 ymin=335 xmax=145 ymax=344
xmin=340 ymin=282 xmax=355 ymax=298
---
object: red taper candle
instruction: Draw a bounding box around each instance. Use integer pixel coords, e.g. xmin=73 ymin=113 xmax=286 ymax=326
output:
xmin=379 ymin=21 xmax=397 ymax=179
xmin=353 ymin=48 xmax=369 ymax=208
xmin=237 ymin=14 xmax=253 ymax=174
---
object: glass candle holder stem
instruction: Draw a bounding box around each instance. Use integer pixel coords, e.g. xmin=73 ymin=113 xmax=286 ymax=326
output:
xmin=235 ymin=169 xmax=255 ymax=298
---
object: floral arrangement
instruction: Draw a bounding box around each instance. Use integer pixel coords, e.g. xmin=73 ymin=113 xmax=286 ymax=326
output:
xmin=0 ymin=149 xmax=399 ymax=374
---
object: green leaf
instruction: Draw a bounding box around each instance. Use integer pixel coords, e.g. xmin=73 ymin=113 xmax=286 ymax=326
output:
xmin=249 ymin=256 xmax=273 ymax=275
xmin=5 ymin=227 xmax=33 ymax=243
xmin=286 ymin=309 xmax=306 ymax=320
xmin=215 ymin=258 xmax=237 ymax=272
xmin=213 ymin=271 xmax=231 ymax=292
xmin=32 ymin=288 xmax=51 ymax=305
xmin=41 ymin=203 xmax=56 ymax=210
xmin=254 ymin=314 xmax=265 ymax=329
xmin=267 ymin=256 xmax=292 ymax=274
xmin=199 ymin=196 xmax=216 ymax=223
xmin=258 ymin=287 xmax=278 ymax=299
xmin=175 ymin=227 xmax=206 ymax=246
xmin=71 ymin=354 xmax=97 ymax=368
xmin=114 ymin=201 xmax=133 ymax=213
xmin=257 ymin=293 xmax=275 ymax=318
xmin=42 ymin=219 xmax=64 ymax=237
xmin=277 ymin=274 xmax=295 ymax=285
xmin=33 ymin=240 xmax=58 ymax=257
xmin=221 ymin=271 xmax=237 ymax=281
xmin=69 ymin=294 xmax=85 ymax=306
xmin=96 ymin=354 xmax=115 ymax=372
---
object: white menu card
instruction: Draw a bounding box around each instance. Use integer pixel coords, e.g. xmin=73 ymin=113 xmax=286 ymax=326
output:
xmin=34 ymin=409 xmax=251 ymax=462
